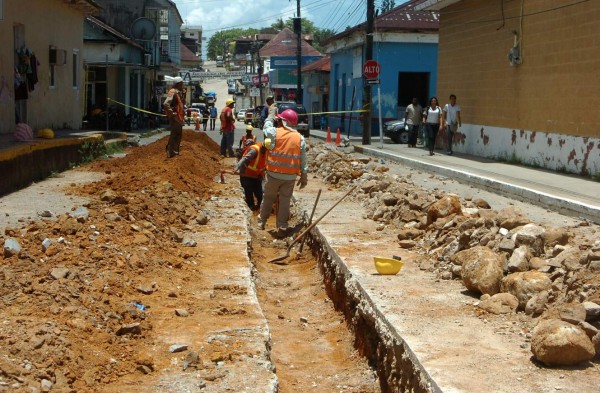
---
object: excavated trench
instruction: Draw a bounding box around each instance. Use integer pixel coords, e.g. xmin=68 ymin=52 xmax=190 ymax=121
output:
xmin=247 ymin=204 xmax=439 ymax=393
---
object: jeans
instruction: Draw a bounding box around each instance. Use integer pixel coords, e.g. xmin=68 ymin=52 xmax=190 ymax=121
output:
xmin=426 ymin=123 xmax=440 ymax=154
xmin=408 ymin=124 xmax=420 ymax=146
xmin=220 ymin=131 xmax=235 ymax=157
xmin=210 ymin=118 xmax=216 ymax=130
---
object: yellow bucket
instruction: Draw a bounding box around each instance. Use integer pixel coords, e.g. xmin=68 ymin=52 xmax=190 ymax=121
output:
xmin=374 ymin=256 xmax=404 ymax=275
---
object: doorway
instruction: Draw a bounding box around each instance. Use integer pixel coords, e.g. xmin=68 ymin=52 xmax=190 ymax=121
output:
xmin=14 ymin=24 xmax=27 ymax=124
xmin=398 ymin=72 xmax=429 ymax=114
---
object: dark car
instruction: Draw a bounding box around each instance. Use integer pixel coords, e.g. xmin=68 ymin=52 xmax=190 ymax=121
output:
xmin=276 ymin=102 xmax=309 ymax=137
xmin=383 ymin=119 xmax=409 ymax=144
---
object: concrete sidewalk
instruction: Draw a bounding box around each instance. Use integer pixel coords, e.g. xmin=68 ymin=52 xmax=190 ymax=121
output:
xmin=308 ymin=129 xmax=600 ymax=224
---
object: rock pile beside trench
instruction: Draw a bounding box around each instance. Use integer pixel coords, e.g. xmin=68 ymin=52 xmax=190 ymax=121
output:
xmin=307 ymin=141 xmax=600 ymax=366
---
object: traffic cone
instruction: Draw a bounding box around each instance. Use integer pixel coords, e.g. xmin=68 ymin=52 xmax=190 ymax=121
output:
xmin=326 ymin=127 xmax=332 ymax=143
xmin=335 ymin=128 xmax=342 ymax=146
xmin=194 ymin=116 xmax=200 ymax=131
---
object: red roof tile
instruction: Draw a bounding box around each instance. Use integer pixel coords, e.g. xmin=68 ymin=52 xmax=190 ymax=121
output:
xmin=259 ymin=28 xmax=322 ymax=57
xmin=302 ymin=56 xmax=330 ymax=73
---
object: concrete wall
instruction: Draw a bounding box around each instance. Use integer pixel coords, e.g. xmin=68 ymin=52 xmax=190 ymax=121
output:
xmin=437 ymin=0 xmax=600 ymax=176
xmin=0 ymin=0 xmax=88 ymax=134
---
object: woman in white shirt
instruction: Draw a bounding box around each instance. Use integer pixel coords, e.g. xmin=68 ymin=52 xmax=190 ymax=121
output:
xmin=423 ymin=96 xmax=442 ymax=156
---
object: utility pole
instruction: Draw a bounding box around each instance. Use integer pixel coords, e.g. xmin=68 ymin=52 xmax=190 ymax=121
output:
xmin=294 ymin=0 xmax=302 ymax=105
xmin=362 ymin=0 xmax=374 ymax=145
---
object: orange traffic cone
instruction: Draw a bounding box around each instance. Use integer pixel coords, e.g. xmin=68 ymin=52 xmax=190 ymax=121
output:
xmin=335 ymin=128 xmax=342 ymax=146
xmin=326 ymin=126 xmax=332 ymax=143
xmin=194 ymin=116 xmax=200 ymax=131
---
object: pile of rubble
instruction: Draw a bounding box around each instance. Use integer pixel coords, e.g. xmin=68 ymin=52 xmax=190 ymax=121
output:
xmin=307 ymin=142 xmax=600 ymax=366
xmin=0 ymin=132 xmax=227 ymax=391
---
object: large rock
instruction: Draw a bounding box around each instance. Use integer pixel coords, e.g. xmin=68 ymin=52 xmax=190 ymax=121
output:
xmin=525 ymin=290 xmax=550 ymax=316
xmin=426 ymin=194 xmax=462 ymax=226
xmin=549 ymin=246 xmax=587 ymax=272
xmin=582 ymin=301 xmax=600 ymax=321
xmin=531 ymin=319 xmax=595 ymax=366
xmin=508 ymin=245 xmax=531 ymax=272
xmin=453 ymin=246 xmax=505 ymax=295
xmin=3 ymin=238 xmax=21 ymax=258
xmin=478 ymin=293 xmax=519 ymax=314
xmin=500 ymin=216 xmax=530 ymax=230
xmin=542 ymin=228 xmax=570 ymax=247
xmin=397 ymin=227 xmax=423 ymax=241
xmin=501 ymin=271 xmax=552 ymax=309
xmin=511 ymin=224 xmax=545 ymax=256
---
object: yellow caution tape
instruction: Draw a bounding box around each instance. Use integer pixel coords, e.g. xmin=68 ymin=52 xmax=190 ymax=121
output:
xmin=108 ymin=98 xmax=166 ymax=117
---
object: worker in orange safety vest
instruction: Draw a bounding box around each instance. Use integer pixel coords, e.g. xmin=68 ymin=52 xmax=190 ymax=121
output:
xmin=257 ymin=109 xmax=307 ymax=236
xmin=234 ymin=139 xmax=268 ymax=211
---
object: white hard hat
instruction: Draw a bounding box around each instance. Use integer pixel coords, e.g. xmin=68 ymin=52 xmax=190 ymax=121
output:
xmin=172 ymin=76 xmax=183 ymax=84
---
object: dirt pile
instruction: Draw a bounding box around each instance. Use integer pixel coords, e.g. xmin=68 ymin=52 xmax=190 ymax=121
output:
xmin=0 ymin=132 xmax=231 ymax=391
xmin=307 ymin=142 xmax=600 ymax=365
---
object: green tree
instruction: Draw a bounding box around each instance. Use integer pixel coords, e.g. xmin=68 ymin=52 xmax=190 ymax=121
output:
xmin=207 ymin=28 xmax=257 ymax=60
xmin=312 ymin=28 xmax=336 ymax=53
xmin=381 ymin=0 xmax=396 ymax=13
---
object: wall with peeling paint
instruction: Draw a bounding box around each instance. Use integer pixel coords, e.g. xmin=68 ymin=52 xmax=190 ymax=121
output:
xmin=434 ymin=0 xmax=600 ymax=176
xmin=440 ymin=125 xmax=600 ymax=177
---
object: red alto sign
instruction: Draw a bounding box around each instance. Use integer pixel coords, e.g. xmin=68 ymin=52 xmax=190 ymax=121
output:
xmin=363 ymin=60 xmax=381 ymax=79
xmin=252 ymin=74 xmax=270 ymax=85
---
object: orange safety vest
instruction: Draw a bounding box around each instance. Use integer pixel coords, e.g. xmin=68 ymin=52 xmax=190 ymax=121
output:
xmin=240 ymin=133 xmax=255 ymax=147
xmin=242 ymin=142 xmax=266 ymax=178
xmin=266 ymin=128 xmax=302 ymax=175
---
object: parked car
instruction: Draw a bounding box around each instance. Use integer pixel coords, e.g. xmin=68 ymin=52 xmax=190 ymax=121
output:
xmin=236 ymin=109 xmax=248 ymax=122
xmin=383 ymin=119 xmax=409 ymax=144
xmin=276 ymin=102 xmax=309 ymax=137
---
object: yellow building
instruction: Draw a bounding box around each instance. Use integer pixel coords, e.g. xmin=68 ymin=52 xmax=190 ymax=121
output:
xmin=0 ymin=0 xmax=98 ymax=135
xmin=418 ymin=0 xmax=600 ymax=177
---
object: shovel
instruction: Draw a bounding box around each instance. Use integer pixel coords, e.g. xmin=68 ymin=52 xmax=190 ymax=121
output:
xmin=296 ymin=189 xmax=322 ymax=259
xmin=269 ymin=184 xmax=357 ymax=264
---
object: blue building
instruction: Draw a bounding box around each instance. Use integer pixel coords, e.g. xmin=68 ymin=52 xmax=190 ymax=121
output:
xmin=323 ymin=0 xmax=439 ymax=137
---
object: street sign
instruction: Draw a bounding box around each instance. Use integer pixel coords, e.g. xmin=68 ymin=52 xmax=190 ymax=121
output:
xmin=241 ymin=74 xmax=252 ymax=85
xmin=366 ymin=79 xmax=380 ymax=85
xmin=363 ymin=60 xmax=380 ymax=80
xmin=250 ymin=87 xmax=260 ymax=97
xmin=252 ymin=74 xmax=270 ymax=86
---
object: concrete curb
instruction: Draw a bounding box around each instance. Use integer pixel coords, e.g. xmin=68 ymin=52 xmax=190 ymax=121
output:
xmin=354 ymin=145 xmax=600 ymax=224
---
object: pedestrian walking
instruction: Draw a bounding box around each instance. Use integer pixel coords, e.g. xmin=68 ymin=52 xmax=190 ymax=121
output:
xmin=442 ymin=94 xmax=462 ymax=155
xmin=234 ymin=139 xmax=268 ymax=211
xmin=163 ymin=77 xmax=185 ymax=158
xmin=202 ymin=106 xmax=210 ymax=131
xmin=403 ymin=97 xmax=422 ymax=148
xmin=423 ymin=96 xmax=442 ymax=156
xmin=219 ymin=98 xmax=236 ymax=157
xmin=258 ymin=109 xmax=308 ymax=237
xmin=209 ymin=105 xmax=217 ymax=131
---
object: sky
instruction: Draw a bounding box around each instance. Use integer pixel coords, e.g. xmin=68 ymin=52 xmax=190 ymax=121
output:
xmin=172 ymin=0 xmax=371 ymax=54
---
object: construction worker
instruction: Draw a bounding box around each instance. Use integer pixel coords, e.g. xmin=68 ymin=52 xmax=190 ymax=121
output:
xmin=234 ymin=139 xmax=268 ymax=211
xmin=163 ymin=77 xmax=185 ymax=158
xmin=260 ymin=96 xmax=278 ymax=129
xmin=239 ymin=125 xmax=256 ymax=150
xmin=219 ymin=98 xmax=236 ymax=157
xmin=258 ymin=109 xmax=308 ymax=236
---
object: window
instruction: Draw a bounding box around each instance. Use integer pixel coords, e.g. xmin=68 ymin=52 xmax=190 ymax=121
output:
xmin=72 ymin=49 xmax=79 ymax=89
xmin=50 ymin=64 xmax=56 ymax=88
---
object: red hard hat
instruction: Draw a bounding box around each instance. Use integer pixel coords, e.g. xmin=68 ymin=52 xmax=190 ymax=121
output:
xmin=276 ymin=109 xmax=298 ymax=126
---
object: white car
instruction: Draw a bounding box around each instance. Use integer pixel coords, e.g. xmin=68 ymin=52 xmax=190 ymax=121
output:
xmin=236 ymin=109 xmax=247 ymax=122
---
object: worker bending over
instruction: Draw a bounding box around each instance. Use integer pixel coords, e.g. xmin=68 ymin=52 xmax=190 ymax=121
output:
xmin=234 ymin=139 xmax=267 ymax=211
